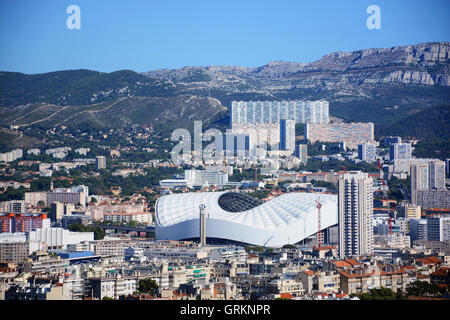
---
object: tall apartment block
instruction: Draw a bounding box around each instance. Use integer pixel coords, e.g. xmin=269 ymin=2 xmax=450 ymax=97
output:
xmin=294 ymin=144 xmax=308 ymax=165
xmin=305 ymin=122 xmax=374 ymax=150
xmin=409 ymin=219 xmax=428 ymax=242
xmin=358 ymin=142 xmax=377 ymax=162
xmin=411 ymin=159 xmax=447 ymax=208
xmin=95 ymin=156 xmax=106 ymax=170
xmin=231 ymin=123 xmax=281 ymax=151
xmin=279 ymin=119 xmax=296 ymax=152
xmin=389 ymin=143 xmax=412 ymax=161
xmin=429 ymin=160 xmax=446 ymax=190
xmin=230 ymin=100 xmax=329 ymax=125
xmin=0 ymin=213 xmax=50 ymax=233
xmin=338 ymin=171 xmax=374 ymax=258
xmin=426 ymin=216 xmax=450 ymax=241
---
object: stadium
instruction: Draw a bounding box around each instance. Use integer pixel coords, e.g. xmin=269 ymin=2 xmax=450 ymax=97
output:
xmin=155 ymin=191 xmax=338 ymax=247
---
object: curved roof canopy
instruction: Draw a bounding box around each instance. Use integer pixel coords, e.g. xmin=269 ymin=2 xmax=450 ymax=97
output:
xmin=155 ymin=191 xmax=338 ymax=247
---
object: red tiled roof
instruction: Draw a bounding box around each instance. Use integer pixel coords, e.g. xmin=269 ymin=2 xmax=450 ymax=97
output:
xmin=402 ymin=266 xmax=416 ymax=270
xmin=431 ymin=268 xmax=450 ymax=277
xmin=338 ymin=267 xmax=407 ymax=279
xmin=426 ymin=257 xmax=443 ymax=264
xmin=416 ymin=257 xmax=442 ymax=265
xmin=345 ymin=259 xmax=360 ymax=266
xmin=304 ymin=270 xmax=315 ymax=276
xmin=313 ymin=245 xmax=336 ymax=251
xmin=331 ymin=261 xmax=352 ymax=268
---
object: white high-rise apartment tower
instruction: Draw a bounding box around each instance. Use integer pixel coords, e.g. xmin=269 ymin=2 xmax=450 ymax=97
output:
xmin=338 ymin=171 xmax=374 ymax=258
xmin=230 ymin=100 xmax=329 ymax=125
xmin=411 ymin=159 xmax=446 ymax=205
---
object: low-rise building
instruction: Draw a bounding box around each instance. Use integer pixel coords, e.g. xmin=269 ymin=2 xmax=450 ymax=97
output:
xmin=298 ymin=270 xmax=340 ymax=294
xmin=337 ymin=264 xmax=414 ymax=294
xmin=84 ymin=275 xmax=137 ymax=300
xmin=103 ymin=211 xmax=152 ymax=225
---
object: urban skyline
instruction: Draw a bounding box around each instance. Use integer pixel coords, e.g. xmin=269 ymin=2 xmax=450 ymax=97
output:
xmin=0 ymin=0 xmax=449 ymax=310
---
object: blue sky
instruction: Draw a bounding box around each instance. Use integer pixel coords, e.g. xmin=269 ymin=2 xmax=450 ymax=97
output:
xmin=0 ymin=0 xmax=449 ymax=74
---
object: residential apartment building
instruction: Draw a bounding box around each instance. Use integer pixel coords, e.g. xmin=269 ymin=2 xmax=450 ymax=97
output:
xmin=95 ymin=156 xmax=107 ymax=170
xmin=426 ymin=216 xmax=450 ymax=241
xmin=279 ymin=119 xmax=296 ymax=152
xmin=358 ymin=142 xmax=377 ymax=162
xmin=298 ymin=270 xmax=340 ymax=294
xmin=411 ymin=159 xmax=447 ymax=208
xmin=231 ymin=123 xmax=281 ymax=152
xmin=338 ymin=171 xmax=374 ymax=258
xmin=338 ymin=265 xmax=414 ymax=294
xmin=0 ymin=213 xmax=50 ymax=233
xmin=305 ymin=122 xmax=374 ymax=150
xmin=409 ymin=219 xmax=428 ymax=242
xmin=0 ymin=200 xmax=27 ymax=214
xmin=0 ymin=240 xmax=44 ymax=263
xmin=267 ymin=277 xmax=305 ymax=297
xmin=389 ymin=143 xmax=412 ymax=161
xmin=415 ymin=189 xmax=450 ymax=209
xmin=398 ymin=203 xmax=421 ymax=219
xmin=25 ymin=192 xmax=47 ymax=207
xmin=294 ymin=144 xmax=308 ymax=165
xmin=103 ymin=211 xmax=152 ymax=225
xmin=230 ymin=100 xmax=329 ymax=125
xmin=0 ymin=149 xmax=23 ymax=163
xmin=84 ymin=276 xmax=137 ymax=300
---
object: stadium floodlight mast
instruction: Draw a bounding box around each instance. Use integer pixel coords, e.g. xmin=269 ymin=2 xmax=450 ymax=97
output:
xmin=199 ymin=204 xmax=207 ymax=247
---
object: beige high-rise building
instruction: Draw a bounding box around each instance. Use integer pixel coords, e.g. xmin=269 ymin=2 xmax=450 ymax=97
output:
xmin=429 ymin=160 xmax=446 ymax=190
xmin=411 ymin=159 xmax=446 ymax=206
xmin=411 ymin=162 xmax=429 ymax=205
xmin=338 ymin=171 xmax=374 ymax=258
xmin=231 ymin=123 xmax=280 ymax=151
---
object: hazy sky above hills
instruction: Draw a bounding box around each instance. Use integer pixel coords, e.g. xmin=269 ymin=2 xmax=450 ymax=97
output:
xmin=0 ymin=0 xmax=449 ymax=74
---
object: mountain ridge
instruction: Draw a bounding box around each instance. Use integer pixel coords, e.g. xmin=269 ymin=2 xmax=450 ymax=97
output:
xmin=0 ymin=41 xmax=449 ymax=150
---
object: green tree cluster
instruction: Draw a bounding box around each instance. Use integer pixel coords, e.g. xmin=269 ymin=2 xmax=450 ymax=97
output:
xmin=138 ymin=279 xmax=159 ymax=295
xmin=406 ymin=281 xmax=447 ymax=297
xmin=68 ymin=223 xmax=105 ymax=240
xmin=350 ymin=287 xmax=407 ymax=300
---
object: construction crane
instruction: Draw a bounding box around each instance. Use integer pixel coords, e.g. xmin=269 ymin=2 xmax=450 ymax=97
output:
xmin=377 ymin=159 xmax=393 ymax=236
xmin=263 ymin=236 xmax=274 ymax=251
xmin=316 ymin=199 xmax=323 ymax=249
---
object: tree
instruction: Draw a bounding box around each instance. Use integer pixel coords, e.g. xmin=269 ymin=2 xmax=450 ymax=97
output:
xmin=351 ymin=287 xmax=407 ymax=300
xmin=68 ymin=223 xmax=105 ymax=240
xmin=406 ymin=281 xmax=446 ymax=297
xmin=138 ymin=279 xmax=159 ymax=295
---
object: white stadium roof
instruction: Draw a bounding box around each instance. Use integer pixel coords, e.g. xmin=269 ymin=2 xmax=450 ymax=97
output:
xmin=155 ymin=191 xmax=338 ymax=247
